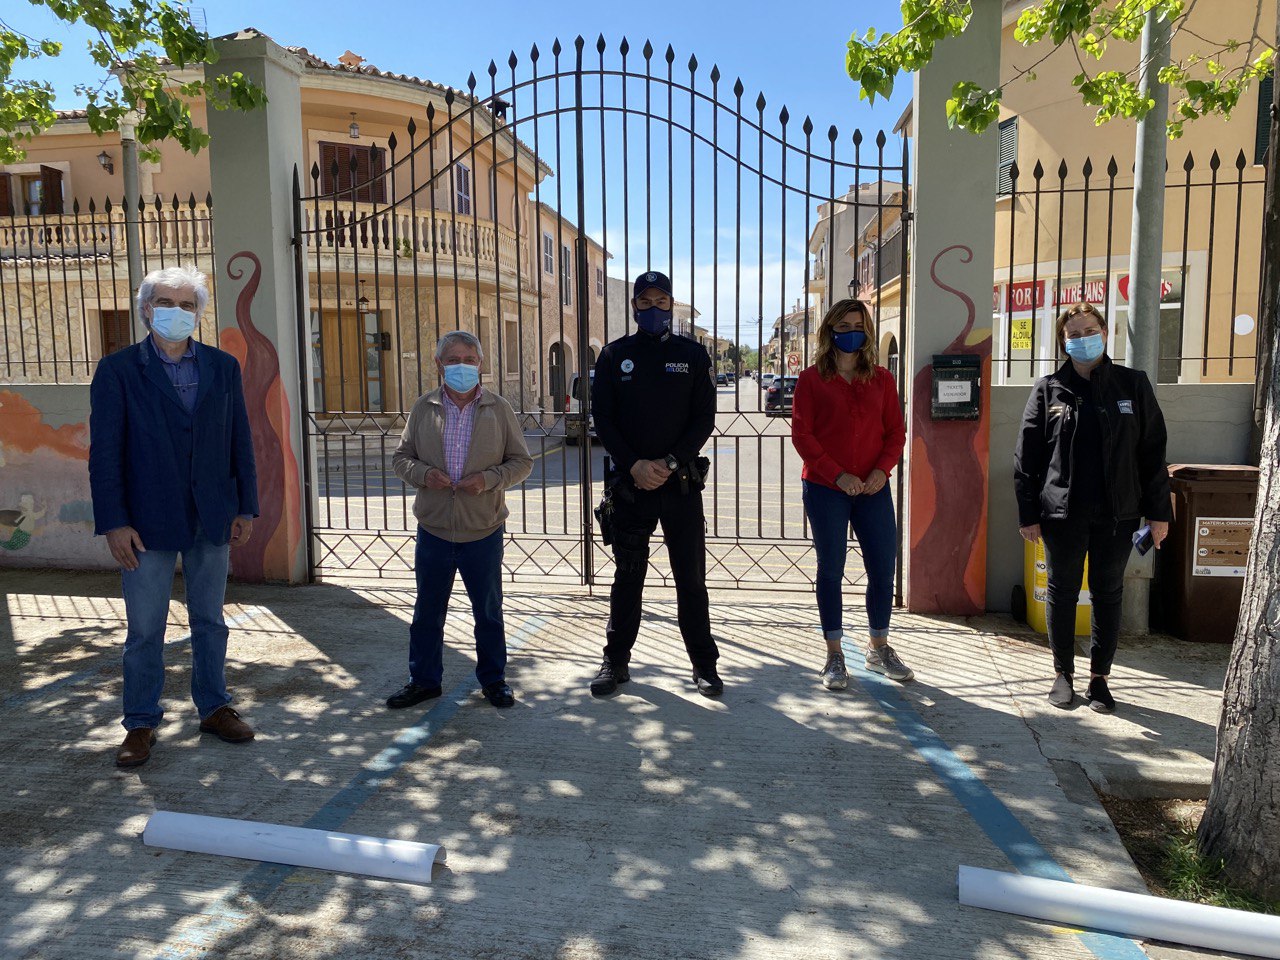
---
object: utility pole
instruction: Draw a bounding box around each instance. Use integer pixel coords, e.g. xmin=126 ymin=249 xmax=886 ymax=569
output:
xmin=1125 ymin=8 xmax=1171 ymax=380
xmin=1122 ymin=7 xmax=1171 ymax=634
xmin=121 ymin=117 xmax=145 ymax=341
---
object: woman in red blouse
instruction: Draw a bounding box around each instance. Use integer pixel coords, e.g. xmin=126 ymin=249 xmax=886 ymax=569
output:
xmin=791 ymin=298 xmax=910 ymax=690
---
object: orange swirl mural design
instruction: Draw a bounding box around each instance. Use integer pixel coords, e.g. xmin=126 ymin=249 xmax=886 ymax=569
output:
xmin=221 ymin=251 xmax=303 ymax=582
xmin=909 ymin=244 xmax=993 ymax=615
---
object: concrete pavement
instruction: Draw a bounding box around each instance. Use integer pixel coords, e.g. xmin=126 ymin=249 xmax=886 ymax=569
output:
xmin=0 ymin=569 xmax=1232 ymax=959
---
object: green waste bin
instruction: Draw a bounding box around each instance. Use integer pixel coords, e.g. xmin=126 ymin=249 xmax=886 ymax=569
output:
xmin=1157 ymin=464 xmax=1259 ymax=644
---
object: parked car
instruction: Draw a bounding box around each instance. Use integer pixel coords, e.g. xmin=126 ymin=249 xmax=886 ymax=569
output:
xmin=760 ymin=372 xmax=777 ymax=389
xmin=765 ymin=375 xmax=798 ymax=416
xmin=716 ymin=372 xmax=729 ymax=385
xmin=725 ymin=371 xmax=736 ymax=384
xmin=566 ymin=370 xmax=595 ymax=444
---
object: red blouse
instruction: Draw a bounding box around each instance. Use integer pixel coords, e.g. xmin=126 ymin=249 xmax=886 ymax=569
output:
xmin=790 ymin=365 xmax=906 ymax=490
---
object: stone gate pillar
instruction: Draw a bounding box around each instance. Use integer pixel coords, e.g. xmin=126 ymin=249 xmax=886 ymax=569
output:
xmin=904 ymin=1 xmax=1001 ymax=614
xmin=205 ymin=30 xmax=310 ymax=583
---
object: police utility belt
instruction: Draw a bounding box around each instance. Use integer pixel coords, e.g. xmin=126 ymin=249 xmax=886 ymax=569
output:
xmin=595 ymin=454 xmax=710 ymax=545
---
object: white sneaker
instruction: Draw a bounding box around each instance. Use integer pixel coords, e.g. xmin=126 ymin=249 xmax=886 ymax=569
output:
xmin=820 ymin=652 xmax=848 ymax=690
xmin=866 ymin=644 xmax=914 ymax=682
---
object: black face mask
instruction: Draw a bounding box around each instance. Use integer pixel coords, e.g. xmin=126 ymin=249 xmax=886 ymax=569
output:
xmin=636 ymin=305 xmax=673 ymax=335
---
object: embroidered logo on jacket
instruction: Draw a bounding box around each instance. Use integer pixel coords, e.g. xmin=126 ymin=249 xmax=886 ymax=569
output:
xmin=665 ymin=362 xmax=690 ymax=373
xmin=1117 ymin=400 xmax=1134 ymax=414
xmin=620 ymin=359 xmax=634 ymax=373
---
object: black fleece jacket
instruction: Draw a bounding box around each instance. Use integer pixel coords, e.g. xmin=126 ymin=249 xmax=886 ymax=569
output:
xmin=1014 ymin=357 xmax=1172 ymax=527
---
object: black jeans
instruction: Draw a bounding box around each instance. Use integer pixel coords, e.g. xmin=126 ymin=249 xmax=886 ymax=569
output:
xmin=1040 ymin=516 xmax=1139 ymax=677
xmin=604 ymin=483 xmax=718 ymax=670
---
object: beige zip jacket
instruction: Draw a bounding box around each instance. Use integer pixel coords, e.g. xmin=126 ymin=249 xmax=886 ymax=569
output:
xmin=391 ymin=387 xmax=533 ymax=543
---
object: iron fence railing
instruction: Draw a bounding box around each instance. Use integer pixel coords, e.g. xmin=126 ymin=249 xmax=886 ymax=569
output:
xmin=0 ymin=195 xmax=219 ymax=383
xmin=993 ymin=150 xmax=1264 ymax=384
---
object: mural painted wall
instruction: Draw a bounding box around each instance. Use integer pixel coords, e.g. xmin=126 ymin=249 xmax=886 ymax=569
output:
xmin=908 ymin=246 xmax=994 ymax=616
xmin=0 ymin=386 xmax=112 ymax=569
xmin=219 ymin=251 xmax=304 ymax=583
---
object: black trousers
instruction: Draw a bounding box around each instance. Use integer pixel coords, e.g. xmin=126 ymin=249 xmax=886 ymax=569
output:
xmin=1040 ymin=515 xmax=1139 ymax=677
xmin=604 ymin=483 xmax=718 ymax=669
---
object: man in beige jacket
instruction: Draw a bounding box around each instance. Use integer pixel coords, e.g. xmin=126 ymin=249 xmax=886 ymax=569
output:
xmin=388 ymin=331 xmax=533 ymax=709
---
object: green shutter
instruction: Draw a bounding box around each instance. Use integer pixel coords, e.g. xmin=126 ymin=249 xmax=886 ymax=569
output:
xmin=997 ymin=117 xmax=1018 ymax=195
xmin=1256 ymin=73 xmax=1274 ymax=166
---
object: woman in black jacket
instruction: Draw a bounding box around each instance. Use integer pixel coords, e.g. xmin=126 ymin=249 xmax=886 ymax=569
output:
xmin=1014 ymin=302 xmax=1172 ymax=712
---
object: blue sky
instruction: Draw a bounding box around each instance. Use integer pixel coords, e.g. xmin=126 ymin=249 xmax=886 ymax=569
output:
xmin=11 ymin=0 xmax=916 ymax=344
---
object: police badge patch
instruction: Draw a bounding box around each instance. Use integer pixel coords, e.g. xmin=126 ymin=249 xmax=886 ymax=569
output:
xmin=621 ymin=359 xmax=635 ymax=373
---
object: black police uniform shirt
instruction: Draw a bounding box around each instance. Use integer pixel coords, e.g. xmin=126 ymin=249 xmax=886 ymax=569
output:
xmin=591 ymin=328 xmax=717 ymax=476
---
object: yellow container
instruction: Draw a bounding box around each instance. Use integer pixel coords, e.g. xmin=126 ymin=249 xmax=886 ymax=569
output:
xmin=1024 ymin=537 xmax=1092 ymax=636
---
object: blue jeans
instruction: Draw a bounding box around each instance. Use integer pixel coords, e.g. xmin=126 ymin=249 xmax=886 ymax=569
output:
xmin=120 ymin=526 xmax=232 ymax=730
xmin=408 ymin=526 xmax=507 ymax=688
xmin=802 ymin=480 xmax=897 ymax=640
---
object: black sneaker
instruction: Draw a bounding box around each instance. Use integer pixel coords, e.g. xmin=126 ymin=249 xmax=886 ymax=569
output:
xmin=1048 ymin=673 xmax=1074 ymax=708
xmin=386 ymin=681 xmax=443 ymax=710
xmin=1086 ymin=677 xmax=1116 ymax=713
xmin=482 ymin=681 xmax=515 ymax=709
xmin=590 ymin=658 xmax=630 ymax=697
xmin=692 ymin=664 xmax=724 ymax=698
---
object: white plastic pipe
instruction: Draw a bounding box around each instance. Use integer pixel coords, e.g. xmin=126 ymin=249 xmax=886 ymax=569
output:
xmin=143 ymin=811 xmax=446 ymax=884
xmin=959 ymin=865 xmax=1280 ymax=959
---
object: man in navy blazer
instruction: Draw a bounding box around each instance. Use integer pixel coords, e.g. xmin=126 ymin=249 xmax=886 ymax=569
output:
xmin=90 ymin=265 xmax=260 ymax=768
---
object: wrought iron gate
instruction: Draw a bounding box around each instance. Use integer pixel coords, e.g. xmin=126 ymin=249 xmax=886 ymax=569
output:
xmin=292 ymin=36 xmax=909 ymax=590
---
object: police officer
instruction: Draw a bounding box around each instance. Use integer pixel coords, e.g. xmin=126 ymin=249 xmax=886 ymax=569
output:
xmin=589 ymin=270 xmax=721 ymax=698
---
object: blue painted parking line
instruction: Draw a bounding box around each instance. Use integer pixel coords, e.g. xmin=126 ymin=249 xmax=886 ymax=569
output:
xmin=156 ymin=614 xmax=548 ymax=960
xmin=845 ymin=642 xmax=1149 ymax=960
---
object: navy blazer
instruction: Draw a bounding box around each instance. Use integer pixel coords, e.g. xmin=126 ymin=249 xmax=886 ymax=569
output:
xmin=89 ymin=337 xmax=259 ymax=550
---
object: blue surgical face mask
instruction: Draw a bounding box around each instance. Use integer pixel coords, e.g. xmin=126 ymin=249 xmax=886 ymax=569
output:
xmin=1064 ymin=333 xmax=1105 ymax=363
xmin=636 ymin=306 xmax=673 ymax=335
xmin=150 ymin=305 xmax=197 ymax=342
xmin=443 ymin=363 xmax=480 ymax=392
xmin=833 ymin=330 xmax=867 ymax=354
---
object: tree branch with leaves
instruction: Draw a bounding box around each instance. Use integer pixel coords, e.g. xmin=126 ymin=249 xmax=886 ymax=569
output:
xmin=846 ymin=0 xmax=1275 ymax=136
xmin=1 ymin=0 xmax=265 ymax=165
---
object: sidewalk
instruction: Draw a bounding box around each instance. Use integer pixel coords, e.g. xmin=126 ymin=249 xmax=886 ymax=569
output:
xmin=0 ymin=569 xmax=1231 ymax=960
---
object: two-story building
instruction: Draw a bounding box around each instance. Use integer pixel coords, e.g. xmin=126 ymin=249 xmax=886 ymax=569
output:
xmin=0 ymin=34 xmax=609 ymax=417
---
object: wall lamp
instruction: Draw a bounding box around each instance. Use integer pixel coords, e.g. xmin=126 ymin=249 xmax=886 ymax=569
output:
xmin=98 ymin=150 xmax=114 ymax=175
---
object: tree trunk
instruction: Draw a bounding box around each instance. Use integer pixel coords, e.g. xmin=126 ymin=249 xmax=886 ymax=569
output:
xmin=1197 ymin=11 xmax=1280 ymax=896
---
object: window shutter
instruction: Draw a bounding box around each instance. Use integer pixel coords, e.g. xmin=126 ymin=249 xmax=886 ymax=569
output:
xmin=353 ymin=147 xmax=372 ymax=202
xmin=100 ymin=309 xmax=132 ymax=356
xmin=997 ymin=117 xmax=1018 ymax=196
xmin=320 ymin=142 xmax=339 ymax=195
xmin=1256 ymin=73 xmax=1274 ymax=166
xmin=371 ymin=148 xmax=387 ymax=204
xmin=40 ymin=165 xmax=65 ymax=214
xmin=0 ymin=174 xmax=12 ymax=217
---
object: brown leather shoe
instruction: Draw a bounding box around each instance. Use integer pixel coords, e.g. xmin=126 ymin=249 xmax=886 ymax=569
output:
xmin=116 ymin=728 xmax=156 ymax=768
xmin=199 ymin=706 xmax=255 ymax=743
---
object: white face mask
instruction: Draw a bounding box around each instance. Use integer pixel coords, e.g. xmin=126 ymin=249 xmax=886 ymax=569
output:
xmin=150 ymin=305 xmax=197 ymax=342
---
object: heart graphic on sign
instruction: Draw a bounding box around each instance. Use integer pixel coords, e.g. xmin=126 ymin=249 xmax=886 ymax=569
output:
xmin=1118 ymin=275 xmax=1173 ymax=303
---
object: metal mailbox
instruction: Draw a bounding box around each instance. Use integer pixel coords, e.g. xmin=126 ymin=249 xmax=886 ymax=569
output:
xmin=930 ymin=354 xmax=982 ymax=421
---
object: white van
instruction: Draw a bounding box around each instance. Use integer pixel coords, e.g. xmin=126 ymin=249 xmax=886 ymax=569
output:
xmin=566 ymin=370 xmax=595 ymax=445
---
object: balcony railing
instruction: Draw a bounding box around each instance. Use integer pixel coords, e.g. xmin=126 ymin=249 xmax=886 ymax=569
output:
xmin=299 ymin=203 xmax=529 ymax=279
xmin=0 ymin=197 xmax=214 ymax=262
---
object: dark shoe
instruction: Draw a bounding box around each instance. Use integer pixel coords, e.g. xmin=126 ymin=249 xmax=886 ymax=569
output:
xmin=483 ymin=681 xmax=515 ymax=708
xmin=590 ymin=658 xmax=630 ymax=697
xmin=1048 ymin=673 xmax=1074 ymax=709
xmin=386 ymin=682 xmax=443 ymax=710
xmin=692 ymin=664 xmax=724 ymax=698
xmin=199 ymin=705 xmax=255 ymax=743
xmin=116 ymin=728 xmax=156 ymax=768
xmin=1086 ymin=677 xmax=1116 ymax=713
